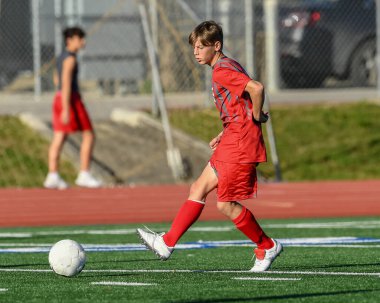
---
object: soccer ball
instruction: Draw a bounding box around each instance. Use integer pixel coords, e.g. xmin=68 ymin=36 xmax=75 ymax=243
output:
xmin=49 ymin=239 xmax=86 ymax=277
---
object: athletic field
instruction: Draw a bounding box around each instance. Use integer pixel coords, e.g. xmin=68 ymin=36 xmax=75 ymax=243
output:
xmin=1 ymin=181 xmax=380 ymax=302
xmin=1 ymin=218 xmax=380 ymax=302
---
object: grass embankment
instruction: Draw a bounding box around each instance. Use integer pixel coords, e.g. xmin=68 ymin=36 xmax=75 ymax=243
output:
xmin=0 ymin=116 xmax=77 ymax=187
xmin=169 ymin=102 xmax=380 ymax=181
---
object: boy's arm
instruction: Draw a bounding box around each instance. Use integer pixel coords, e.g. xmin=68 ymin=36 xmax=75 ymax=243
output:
xmin=60 ymin=56 xmax=75 ymax=124
xmin=244 ymin=80 xmax=268 ymax=123
xmin=53 ymin=69 xmax=59 ymax=88
xmin=209 ymin=131 xmax=224 ymax=151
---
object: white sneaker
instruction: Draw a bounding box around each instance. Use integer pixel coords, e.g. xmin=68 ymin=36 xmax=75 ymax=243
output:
xmin=136 ymin=227 xmax=173 ymax=261
xmin=250 ymin=239 xmax=283 ymax=272
xmin=75 ymin=171 xmax=102 ymax=188
xmin=43 ymin=172 xmax=68 ymax=190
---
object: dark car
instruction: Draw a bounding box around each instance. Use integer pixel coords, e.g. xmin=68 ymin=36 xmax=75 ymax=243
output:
xmin=279 ymin=0 xmax=376 ymax=88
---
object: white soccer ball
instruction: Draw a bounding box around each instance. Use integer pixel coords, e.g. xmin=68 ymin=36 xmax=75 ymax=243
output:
xmin=49 ymin=239 xmax=86 ymax=277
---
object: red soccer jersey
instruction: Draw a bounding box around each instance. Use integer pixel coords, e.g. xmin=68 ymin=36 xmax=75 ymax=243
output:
xmin=211 ymin=57 xmax=267 ymax=163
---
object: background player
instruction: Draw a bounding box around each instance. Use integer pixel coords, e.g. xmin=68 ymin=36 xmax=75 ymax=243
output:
xmin=137 ymin=21 xmax=282 ymax=272
xmin=44 ymin=27 xmax=101 ymax=189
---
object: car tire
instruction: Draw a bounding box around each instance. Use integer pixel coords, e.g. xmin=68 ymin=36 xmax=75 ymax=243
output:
xmin=350 ymin=39 xmax=376 ymax=87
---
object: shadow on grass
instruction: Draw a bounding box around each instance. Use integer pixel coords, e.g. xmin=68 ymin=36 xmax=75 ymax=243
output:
xmin=171 ymin=289 xmax=380 ymax=303
xmin=80 ymin=273 xmax=136 ymax=278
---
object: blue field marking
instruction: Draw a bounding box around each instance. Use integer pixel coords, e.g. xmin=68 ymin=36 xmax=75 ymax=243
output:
xmin=1 ymin=237 xmax=380 ymax=253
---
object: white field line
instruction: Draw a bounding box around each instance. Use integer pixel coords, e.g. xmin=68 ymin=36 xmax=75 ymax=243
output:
xmin=91 ymin=282 xmax=156 ymax=286
xmin=1 ymin=220 xmax=380 ymax=238
xmin=2 ymin=237 xmax=380 ymax=253
xmin=0 ymin=243 xmax=144 ymax=247
xmin=233 ymin=277 xmax=301 ymax=281
xmin=264 ymin=221 xmax=380 ymax=229
xmin=1 ymin=268 xmax=380 ymax=277
xmin=0 ymin=288 xmax=8 ymax=292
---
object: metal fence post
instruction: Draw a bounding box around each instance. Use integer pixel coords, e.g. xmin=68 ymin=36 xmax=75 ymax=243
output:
xmin=139 ymin=3 xmax=185 ymax=181
xmin=247 ymin=0 xmax=281 ymax=181
xmin=245 ymin=0 xmax=254 ymax=77
xmin=264 ymin=0 xmax=280 ymax=92
xmin=263 ymin=94 xmax=282 ymax=182
xmin=263 ymin=0 xmax=282 ymax=181
xmin=32 ymin=0 xmax=41 ymax=102
xmin=149 ymin=0 xmax=159 ymax=117
xmin=205 ymin=0 xmax=213 ymax=107
xmin=54 ymin=0 xmax=63 ymax=58
xmin=376 ymin=0 xmax=380 ymax=97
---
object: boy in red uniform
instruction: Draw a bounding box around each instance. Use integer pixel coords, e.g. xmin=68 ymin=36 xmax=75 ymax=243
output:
xmin=43 ymin=27 xmax=101 ymax=189
xmin=137 ymin=21 xmax=282 ymax=272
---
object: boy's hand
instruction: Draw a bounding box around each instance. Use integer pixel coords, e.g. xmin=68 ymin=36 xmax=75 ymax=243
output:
xmin=61 ymin=110 xmax=70 ymax=125
xmin=209 ymin=136 xmax=221 ymax=151
xmin=254 ymin=112 xmax=269 ymax=123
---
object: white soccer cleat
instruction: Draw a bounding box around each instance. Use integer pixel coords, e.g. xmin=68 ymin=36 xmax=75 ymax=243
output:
xmin=43 ymin=173 xmax=68 ymax=190
xmin=250 ymin=239 xmax=283 ymax=272
xmin=75 ymin=171 xmax=102 ymax=188
xmin=136 ymin=227 xmax=173 ymax=261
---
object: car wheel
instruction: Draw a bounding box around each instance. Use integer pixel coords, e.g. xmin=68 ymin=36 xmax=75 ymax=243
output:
xmin=351 ymin=40 xmax=376 ymax=87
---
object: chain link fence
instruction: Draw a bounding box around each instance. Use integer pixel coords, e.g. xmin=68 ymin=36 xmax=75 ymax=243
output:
xmin=0 ymin=0 xmax=378 ymax=95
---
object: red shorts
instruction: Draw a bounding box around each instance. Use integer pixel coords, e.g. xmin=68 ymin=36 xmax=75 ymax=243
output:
xmin=52 ymin=91 xmax=93 ymax=133
xmin=210 ymin=158 xmax=258 ymax=202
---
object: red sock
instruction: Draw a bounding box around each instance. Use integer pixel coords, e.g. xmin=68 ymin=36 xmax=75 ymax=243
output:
xmin=163 ymin=199 xmax=205 ymax=247
xmin=232 ymin=206 xmax=273 ymax=250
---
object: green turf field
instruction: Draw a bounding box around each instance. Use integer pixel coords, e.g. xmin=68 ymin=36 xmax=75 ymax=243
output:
xmin=1 ymin=217 xmax=380 ymax=302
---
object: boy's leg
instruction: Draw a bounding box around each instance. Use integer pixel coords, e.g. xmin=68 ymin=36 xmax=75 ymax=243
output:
xmin=163 ymin=163 xmax=218 ymax=246
xmin=217 ymin=201 xmax=282 ymax=272
xmin=216 ymin=201 xmax=273 ymax=249
xmin=75 ymin=130 xmax=101 ymax=188
xmin=79 ymin=130 xmax=94 ymax=172
xmin=48 ymin=132 xmax=67 ymax=172
xmin=44 ymin=132 xmax=68 ymax=189
xmin=137 ymin=163 xmax=218 ymax=259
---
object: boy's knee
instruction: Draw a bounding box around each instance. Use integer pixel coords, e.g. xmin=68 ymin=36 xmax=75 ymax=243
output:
xmin=83 ymin=131 xmax=95 ymax=141
xmin=216 ymin=201 xmax=230 ymax=214
xmin=216 ymin=201 xmax=240 ymax=217
xmin=189 ymin=181 xmax=200 ymax=197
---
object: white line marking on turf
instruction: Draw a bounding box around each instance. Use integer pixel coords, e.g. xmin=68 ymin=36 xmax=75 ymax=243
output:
xmin=0 ymin=233 xmax=32 ymax=238
xmin=1 ymin=220 xmax=380 ymax=238
xmin=2 ymin=237 xmax=380 ymax=253
xmin=91 ymin=282 xmax=156 ymax=286
xmin=264 ymin=221 xmax=380 ymax=229
xmin=233 ymin=277 xmax=301 ymax=281
xmin=1 ymin=268 xmax=380 ymax=277
xmin=0 ymin=288 xmax=8 ymax=292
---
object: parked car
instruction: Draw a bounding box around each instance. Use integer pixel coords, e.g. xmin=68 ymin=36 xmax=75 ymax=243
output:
xmin=279 ymin=0 xmax=376 ymax=88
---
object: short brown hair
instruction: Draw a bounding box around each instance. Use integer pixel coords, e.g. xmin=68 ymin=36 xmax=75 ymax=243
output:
xmin=63 ymin=26 xmax=86 ymax=44
xmin=188 ymin=20 xmax=223 ymax=50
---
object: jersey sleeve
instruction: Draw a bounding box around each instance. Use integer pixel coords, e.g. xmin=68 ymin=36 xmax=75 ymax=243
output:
xmin=213 ymin=66 xmax=251 ymax=97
